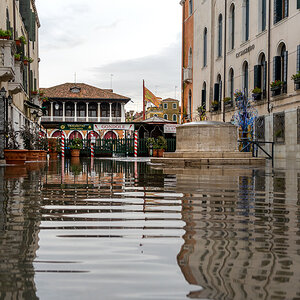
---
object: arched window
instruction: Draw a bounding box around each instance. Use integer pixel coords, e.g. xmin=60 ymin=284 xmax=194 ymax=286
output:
xmin=53 ymin=102 xmax=63 ymax=117
xmin=218 ymin=14 xmax=223 ymax=57
xmin=189 ymin=0 xmax=193 ymax=16
xmin=77 ymin=102 xmax=86 ymax=117
xmin=273 ymin=43 xmax=288 ymax=95
xmin=243 ymin=61 xmax=249 ymax=96
xmin=254 ymin=53 xmax=267 ymax=99
xmin=172 ymin=114 xmax=177 ymax=122
xmin=65 ymin=102 xmax=74 ymax=117
xmin=229 ymin=4 xmax=235 ymax=50
xmin=164 ymin=114 xmax=168 ymax=120
xmin=243 ymin=0 xmax=250 ymax=41
xmin=201 ymin=82 xmax=206 ymax=109
xmin=229 ymin=68 xmax=234 ymax=100
xmin=188 ymin=90 xmax=192 ymax=119
xmin=188 ymin=47 xmax=193 ymax=68
xmin=203 ymin=28 xmax=208 ymax=67
xmin=88 ymin=103 xmax=97 ymax=117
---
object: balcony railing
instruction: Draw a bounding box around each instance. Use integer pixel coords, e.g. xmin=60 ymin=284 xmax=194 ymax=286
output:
xmin=0 ymin=40 xmax=15 ymax=81
xmin=8 ymin=61 xmax=23 ymax=94
xmin=183 ymin=67 xmax=192 ymax=82
xmin=41 ymin=116 xmax=123 ymax=123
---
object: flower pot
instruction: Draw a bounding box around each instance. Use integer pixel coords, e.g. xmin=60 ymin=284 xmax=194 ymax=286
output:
xmin=23 ymin=60 xmax=28 ymax=66
xmin=270 ymin=85 xmax=281 ymax=92
xmin=0 ymin=36 xmax=10 ymax=40
xmin=157 ymin=149 xmax=164 ymax=157
xmin=153 ymin=149 xmax=158 ymax=157
xmin=31 ymin=91 xmax=38 ymax=95
xmin=71 ymin=149 xmax=81 ymax=157
xmin=294 ymin=78 xmax=300 ymax=84
xmin=252 ymin=93 xmax=262 ymax=100
xmin=4 ymin=149 xmax=28 ymax=165
xmin=26 ymin=150 xmax=40 ymax=161
xmin=15 ymin=40 xmax=21 ymax=46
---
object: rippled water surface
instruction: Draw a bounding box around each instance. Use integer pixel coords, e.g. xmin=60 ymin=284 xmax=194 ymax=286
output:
xmin=0 ymin=158 xmax=300 ymax=300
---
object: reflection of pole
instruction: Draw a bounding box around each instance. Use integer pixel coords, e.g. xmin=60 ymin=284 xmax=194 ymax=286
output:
xmin=134 ymin=161 xmax=138 ymax=181
xmin=91 ymin=132 xmax=94 ymax=158
xmin=134 ymin=131 xmax=138 ymax=157
xmin=61 ymin=157 xmax=65 ymax=184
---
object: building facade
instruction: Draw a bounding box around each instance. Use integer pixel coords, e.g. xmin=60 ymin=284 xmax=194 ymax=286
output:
xmin=0 ymin=0 xmax=41 ymax=157
xmin=41 ymin=83 xmax=131 ymax=139
xmin=181 ymin=0 xmax=300 ymax=159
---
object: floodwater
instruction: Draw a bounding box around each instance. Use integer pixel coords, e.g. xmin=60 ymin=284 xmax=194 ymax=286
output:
xmin=0 ymin=158 xmax=300 ymax=300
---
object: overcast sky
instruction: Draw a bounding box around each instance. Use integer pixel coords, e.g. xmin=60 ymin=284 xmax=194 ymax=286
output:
xmin=36 ymin=0 xmax=182 ymax=111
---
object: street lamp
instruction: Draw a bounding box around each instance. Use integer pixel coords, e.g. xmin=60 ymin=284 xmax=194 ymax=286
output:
xmin=55 ymin=103 xmax=60 ymax=110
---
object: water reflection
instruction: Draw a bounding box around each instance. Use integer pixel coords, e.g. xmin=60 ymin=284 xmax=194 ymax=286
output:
xmin=0 ymin=160 xmax=299 ymax=299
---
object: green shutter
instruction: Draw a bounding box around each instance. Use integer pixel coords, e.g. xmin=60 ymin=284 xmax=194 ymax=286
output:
xmin=273 ymin=56 xmax=281 ymax=81
xmin=214 ymin=84 xmax=220 ymax=101
xmin=297 ymin=45 xmax=300 ymax=72
xmin=297 ymin=0 xmax=300 ymax=9
xmin=283 ymin=51 xmax=288 ymax=93
xmin=263 ymin=61 xmax=267 ymax=97
xmin=274 ymin=0 xmax=282 ymax=24
xmin=254 ymin=65 xmax=262 ymax=89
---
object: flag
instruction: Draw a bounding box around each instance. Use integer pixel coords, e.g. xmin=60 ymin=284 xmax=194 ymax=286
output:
xmin=144 ymin=86 xmax=162 ymax=108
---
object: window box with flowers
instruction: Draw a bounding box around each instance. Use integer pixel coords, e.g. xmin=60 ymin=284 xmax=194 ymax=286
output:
xmin=252 ymin=87 xmax=262 ymax=100
xmin=291 ymin=71 xmax=300 ymax=86
xmin=270 ymin=80 xmax=283 ymax=92
xmin=15 ymin=36 xmax=26 ymax=47
xmin=0 ymin=29 xmax=12 ymax=40
xmin=23 ymin=56 xmax=34 ymax=66
xmin=14 ymin=53 xmax=21 ymax=61
xmin=31 ymin=90 xmax=38 ymax=95
xmin=211 ymin=101 xmax=219 ymax=111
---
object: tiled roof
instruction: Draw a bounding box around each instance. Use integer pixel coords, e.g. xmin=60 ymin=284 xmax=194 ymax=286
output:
xmin=142 ymin=116 xmax=174 ymax=123
xmin=40 ymin=83 xmax=130 ymax=101
xmin=162 ymin=98 xmax=179 ymax=102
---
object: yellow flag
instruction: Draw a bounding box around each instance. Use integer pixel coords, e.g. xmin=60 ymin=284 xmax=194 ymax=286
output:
xmin=144 ymin=87 xmax=162 ymax=108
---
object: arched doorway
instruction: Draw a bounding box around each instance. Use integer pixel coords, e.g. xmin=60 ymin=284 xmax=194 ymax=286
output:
xmin=103 ymin=131 xmax=117 ymax=139
xmin=52 ymin=130 xmax=62 ymax=138
xmin=87 ymin=131 xmax=100 ymax=140
xmin=69 ymin=131 xmax=83 ymax=140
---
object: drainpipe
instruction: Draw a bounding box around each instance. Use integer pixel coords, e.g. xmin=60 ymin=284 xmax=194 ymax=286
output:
xmin=223 ymin=0 xmax=227 ymax=122
xmin=181 ymin=1 xmax=185 ymax=124
xmin=267 ymin=0 xmax=271 ymax=113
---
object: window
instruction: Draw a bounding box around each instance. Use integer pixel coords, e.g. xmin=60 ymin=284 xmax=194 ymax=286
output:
xmin=298 ymin=0 xmax=300 ymax=9
xmin=296 ymin=45 xmax=300 ymax=90
xmin=260 ymin=0 xmax=267 ymax=31
xmin=243 ymin=0 xmax=250 ymax=41
xmin=202 ymin=82 xmax=206 ymax=109
xmin=218 ymin=14 xmax=223 ymax=57
xmin=101 ymin=103 xmax=109 ymax=117
xmin=189 ymin=0 xmax=193 ymax=16
xmin=243 ymin=61 xmax=249 ymax=96
xmin=274 ymin=0 xmax=288 ymax=24
xmin=214 ymin=75 xmax=222 ymax=108
xmin=88 ymin=103 xmax=97 ymax=117
xmin=163 ymin=103 xmax=168 ymax=109
xmin=164 ymin=114 xmax=168 ymax=120
xmin=273 ymin=112 xmax=285 ymax=144
xmin=188 ymin=90 xmax=192 ymax=119
xmin=229 ymin=68 xmax=234 ymax=100
xmin=203 ymin=28 xmax=208 ymax=67
xmin=188 ymin=47 xmax=193 ymax=67
xmin=65 ymin=102 xmax=75 ymax=116
xmin=112 ymin=103 xmax=121 ymax=117
xmin=273 ymin=43 xmax=288 ymax=94
xmin=172 ymin=103 xmax=177 ymax=109
xmin=229 ymin=4 xmax=235 ymax=50
xmin=254 ymin=53 xmax=267 ymax=99
xmin=77 ymin=103 xmax=86 ymax=117
xmin=297 ymin=108 xmax=300 ymax=144
xmin=173 ymin=114 xmax=177 ymax=122
xmin=53 ymin=102 xmax=63 ymax=117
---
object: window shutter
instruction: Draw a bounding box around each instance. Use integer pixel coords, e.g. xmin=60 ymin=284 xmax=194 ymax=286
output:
xmin=246 ymin=0 xmax=249 ymax=40
xmin=284 ymin=0 xmax=288 ymax=18
xmin=298 ymin=0 xmax=300 ymax=9
xmin=283 ymin=51 xmax=288 ymax=93
xmin=201 ymin=89 xmax=206 ymax=109
xmin=262 ymin=0 xmax=266 ymax=30
xmin=297 ymin=45 xmax=300 ymax=72
xmin=273 ymin=56 xmax=281 ymax=81
xmin=214 ymin=84 xmax=220 ymax=101
xmin=274 ymin=0 xmax=282 ymax=23
xmin=219 ymin=81 xmax=222 ymax=103
xmin=263 ymin=61 xmax=267 ymax=97
xmin=254 ymin=65 xmax=262 ymax=89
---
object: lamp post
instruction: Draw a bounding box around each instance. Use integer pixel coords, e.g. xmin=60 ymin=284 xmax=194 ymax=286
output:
xmin=0 ymin=87 xmax=12 ymax=148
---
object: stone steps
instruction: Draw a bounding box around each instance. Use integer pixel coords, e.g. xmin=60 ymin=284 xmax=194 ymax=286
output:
xmin=163 ymin=151 xmax=253 ymax=159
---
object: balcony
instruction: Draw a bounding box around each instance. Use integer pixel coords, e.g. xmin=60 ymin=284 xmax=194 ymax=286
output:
xmin=41 ymin=116 xmax=123 ymax=123
xmin=183 ymin=67 xmax=192 ymax=83
xmin=8 ymin=61 xmax=23 ymax=94
xmin=0 ymin=40 xmax=15 ymax=81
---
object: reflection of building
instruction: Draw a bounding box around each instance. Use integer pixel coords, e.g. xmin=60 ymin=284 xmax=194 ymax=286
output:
xmin=145 ymin=98 xmax=180 ymax=123
xmin=0 ymin=0 xmax=41 ymax=157
xmin=181 ymin=0 xmax=300 ymax=159
xmin=41 ymin=83 xmax=131 ymax=139
xmin=174 ymin=167 xmax=300 ymax=299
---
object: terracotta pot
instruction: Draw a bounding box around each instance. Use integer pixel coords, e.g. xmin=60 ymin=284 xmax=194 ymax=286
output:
xmin=4 ymin=149 xmax=28 ymax=165
xmin=157 ymin=149 xmax=164 ymax=157
xmin=26 ymin=150 xmax=40 ymax=161
xmin=23 ymin=60 xmax=28 ymax=66
xmin=0 ymin=36 xmax=10 ymax=40
xmin=15 ymin=40 xmax=21 ymax=46
xmin=153 ymin=149 xmax=158 ymax=157
xmin=71 ymin=149 xmax=81 ymax=157
xmin=49 ymin=152 xmax=58 ymax=160
xmin=5 ymin=165 xmax=27 ymax=179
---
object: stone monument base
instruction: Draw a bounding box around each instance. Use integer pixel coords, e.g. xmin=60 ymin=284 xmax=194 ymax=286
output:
xmin=151 ymin=121 xmax=265 ymax=167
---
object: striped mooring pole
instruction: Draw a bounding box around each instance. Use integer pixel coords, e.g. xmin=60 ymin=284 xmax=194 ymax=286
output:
xmin=134 ymin=131 xmax=138 ymax=158
xmin=61 ymin=133 xmax=65 ymax=158
xmin=91 ymin=132 xmax=95 ymax=158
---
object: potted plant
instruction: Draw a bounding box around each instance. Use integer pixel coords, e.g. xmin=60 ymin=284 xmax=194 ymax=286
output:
xmin=23 ymin=56 xmax=33 ymax=65
xmin=15 ymin=36 xmax=26 ymax=46
xmin=20 ymin=125 xmax=40 ymax=161
xmin=291 ymin=71 xmax=300 ymax=84
xmin=146 ymin=137 xmax=156 ymax=157
xmin=223 ymin=97 xmax=232 ymax=107
xmin=211 ymin=101 xmax=219 ymax=111
xmin=252 ymin=87 xmax=262 ymax=100
xmin=3 ymin=122 xmax=28 ymax=164
xmin=31 ymin=90 xmax=38 ymax=95
xmin=70 ymin=138 xmax=83 ymax=157
xmin=157 ymin=136 xmax=167 ymax=157
xmin=0 ymin=29 xmax=12 ymax=40
xmin=196 ymin=105 xmax=206 ymax=121
xmin=270 ymin=80 xmax=283 ymax=91
xmin=14 ymin=53 xmax=21 ymax=61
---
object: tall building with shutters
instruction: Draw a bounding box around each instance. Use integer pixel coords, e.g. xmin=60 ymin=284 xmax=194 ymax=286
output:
xmin=181 ymin=0 xmax=300 ymax=160
xmin=0 ymin=0 xmax=41 ymax=158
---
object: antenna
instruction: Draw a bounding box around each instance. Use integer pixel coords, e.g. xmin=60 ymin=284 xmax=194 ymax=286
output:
xmin=175 ymin=86 xmax=178 ymax=99
xmin=74 ymin=72 xmax=77 ymax=84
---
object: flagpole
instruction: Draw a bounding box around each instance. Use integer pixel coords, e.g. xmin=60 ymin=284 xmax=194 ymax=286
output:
xmin=143 ymin=80 xmax=145 ymax=120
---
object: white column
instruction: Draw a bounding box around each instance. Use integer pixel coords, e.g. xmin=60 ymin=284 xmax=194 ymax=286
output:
xmin=98 ymin=103 xmax=101 ymax=122
xmin=74 ymin=102 xmax=77 ymax=122
xmin=121 ymin=103 xmax=125 ymax=122
xmin=63 ymin=102 xmax=65 ymax=122
xmin=109 ymin=103 xmax=112 ymax=122
xmin=86 ymin=102 xmax=89 ymax=122
xmin=50 ymin=102 xmax=53 ymax=121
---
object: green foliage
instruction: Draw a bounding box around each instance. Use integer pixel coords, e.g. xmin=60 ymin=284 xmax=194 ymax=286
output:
xmin=38 ymin=137 xmax=48 ymax=151
xmin=146 ymin=137 xmax=156 ymax=149
xmin=23 ymin=56 xmax=34 ymax=63
xmin=252 ymin=87 xmax=262 ymax=94
xmin=18 ymin=36 xmax=27 ymax=44
xmin=70 ymin=138 xmax=83 ymax=150
xmin=223 ymin=97 xmax=232 ymax=103
xmin=14 ymin=53 xmax=21 ymax=60
xmin=0 ymin=29 xmax=12 ymax=38
xmin=212 ymin=101 xmax=219 ymax=107
xmin=270 ymin=80 xmax=283 ymax=88
xmin=157 ymin=136 xmax=167 ymax=150
xmin=20 ymin=126 xmax=36 ymax=150
xmin=291 ymin=71 xmax=300 ymax=81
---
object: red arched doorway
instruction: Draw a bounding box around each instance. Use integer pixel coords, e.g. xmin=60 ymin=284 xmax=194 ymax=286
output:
xmin=103 ymin=131 xmax=117 ymax=139
xmin=52 ymin=130 xmax=62 ymax=138
xmin=69 ymin=131 xmax=83 ymax=140
xmin=87 ymin=131 xmax=100 ymax=140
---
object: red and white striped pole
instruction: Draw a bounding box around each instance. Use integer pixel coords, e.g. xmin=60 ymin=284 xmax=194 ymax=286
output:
xmin=134 ymin=130 xmax=138 ymax=158
xmin=91 ymin=132 xmax=95 ymax=158
xmin=61 ymin=132 xmax=65 ymax=158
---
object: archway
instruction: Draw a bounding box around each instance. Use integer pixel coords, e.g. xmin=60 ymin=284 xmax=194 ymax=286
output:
xmin=87 ymin=131 xmax=100 ymax=140
xmin=103 ymin=131 xmax=117 ymax=139
xmin=51 ymin=130 xmax=62 ymax=138
xmin=69 ymin=131 xmax=83 ymax=140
